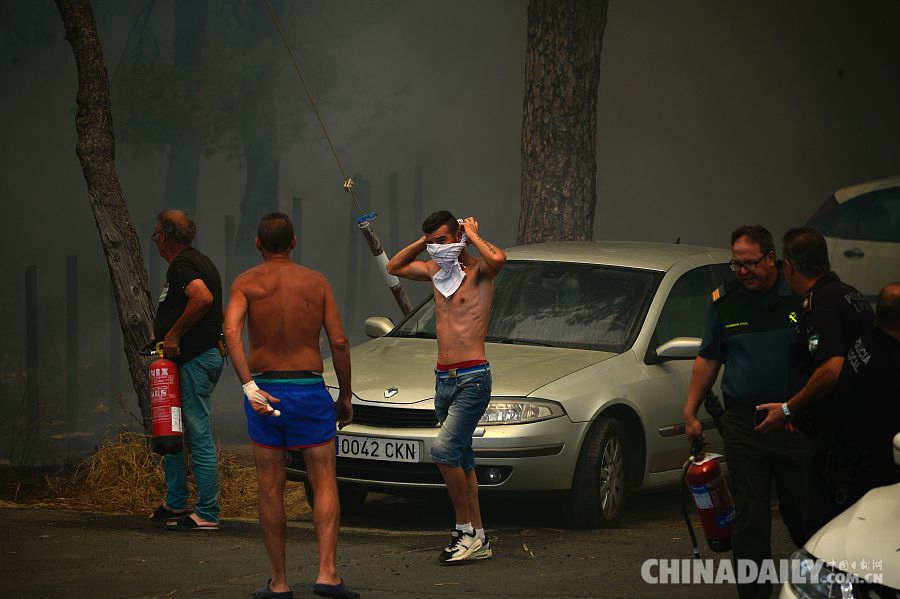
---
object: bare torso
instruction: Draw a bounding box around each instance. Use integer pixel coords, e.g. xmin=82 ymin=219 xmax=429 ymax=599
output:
xmin=235 ymin=260 xmax=327 ymax=373
xmin=428 ymin=257 xmax=495 ymax=364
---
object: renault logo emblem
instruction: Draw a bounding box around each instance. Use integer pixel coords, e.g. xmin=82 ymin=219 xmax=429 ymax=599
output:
xmin=384 ymin=387 xmax=399 ymax=398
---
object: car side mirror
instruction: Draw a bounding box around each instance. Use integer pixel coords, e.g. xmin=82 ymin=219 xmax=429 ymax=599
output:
xmin=644 ymin=337 xmax=702 ymax=365
xmin=365 ymin=316 xmax=394 ymax=338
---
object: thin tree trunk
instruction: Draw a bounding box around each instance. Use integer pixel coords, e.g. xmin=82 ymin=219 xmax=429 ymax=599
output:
xmin=162 ymin=0 xmax=208 ymax=215
xmin=234 ymin=0 xmax=282 ymax=270
xmin=55 ymin=0 xmax=154 ymax=433
xmin=518 ymin=0 xmax=609 ymax=245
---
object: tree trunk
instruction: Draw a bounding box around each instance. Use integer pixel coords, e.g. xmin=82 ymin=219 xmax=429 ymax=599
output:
xmin=234 ymin=0 xmax=282 ymax=271
xmin=518 ymin=0 xmax=609 ymax=245
xmin=55 ymin=0 xmax=154 ymax=433
xmin=162 ymin=0 xmax=208 ymax=216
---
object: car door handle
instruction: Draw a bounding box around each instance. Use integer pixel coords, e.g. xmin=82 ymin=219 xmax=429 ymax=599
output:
xmin=843 ymin=248 xmax=865 ymax=258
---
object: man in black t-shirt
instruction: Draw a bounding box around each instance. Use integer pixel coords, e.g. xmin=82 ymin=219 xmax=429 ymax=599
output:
xmin=756 ymin=227 xmax=874 ymax=538
xmin=148 ymin=210 xmax=225 ymax=531
xmin=832 ymin=282 xmax=900 ymax=502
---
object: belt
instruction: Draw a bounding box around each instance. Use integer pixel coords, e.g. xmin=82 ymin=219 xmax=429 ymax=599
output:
xmin=254 ymin=370 xmax=323 ymax=380
xmin=434 ymin=364 xmax=491 ymax=379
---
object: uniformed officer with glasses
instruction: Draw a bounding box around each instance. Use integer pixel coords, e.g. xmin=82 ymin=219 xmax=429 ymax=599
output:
xmin=684 ymin=225 xmax=808 ymax=599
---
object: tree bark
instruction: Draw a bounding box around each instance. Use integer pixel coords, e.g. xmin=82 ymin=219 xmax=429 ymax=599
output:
xmin=518 ymin=0 xmax=609 ymax=245
xmin=55 ymin=0 xmax=154 ymax=433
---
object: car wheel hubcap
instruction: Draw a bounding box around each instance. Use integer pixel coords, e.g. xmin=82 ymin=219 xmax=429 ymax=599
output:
xmin=598 ymin=436 xmax=624 ymax=519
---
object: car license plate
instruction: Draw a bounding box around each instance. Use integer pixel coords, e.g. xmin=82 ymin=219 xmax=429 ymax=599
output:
xmin=335 ymin=435 xmax=420 ymax=463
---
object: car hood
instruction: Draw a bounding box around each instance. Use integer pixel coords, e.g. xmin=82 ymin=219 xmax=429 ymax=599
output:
xmin=325 ymin=337 xmax=615 ymax=404
xmin=804 ymin=483 xmax=900 ymax=588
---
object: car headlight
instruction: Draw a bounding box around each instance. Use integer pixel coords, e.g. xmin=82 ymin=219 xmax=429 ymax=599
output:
xmin=479 ymin=398 xmax=565 ymax=425
xmin=787 ymin=549 xmax=872 ymax=599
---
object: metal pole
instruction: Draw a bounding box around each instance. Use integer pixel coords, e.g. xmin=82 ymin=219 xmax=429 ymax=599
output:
xmin=359 ymin=221 xmax=412 ymax=316
xmin=292 ymin=197 xmax=302 ymax=263
xmin=66 ymin=255 xmax=79 ymax=422
xmin=25 ymin=265 xmax=39 ymax=425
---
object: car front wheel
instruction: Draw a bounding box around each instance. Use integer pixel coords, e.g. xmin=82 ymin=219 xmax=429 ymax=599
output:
xmin=563 ymin=417 xmax=627 ymax=529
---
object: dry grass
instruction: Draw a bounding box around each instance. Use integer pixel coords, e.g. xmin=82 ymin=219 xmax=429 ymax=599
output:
xmin=35 ymin=433 xmax=310 ymax=519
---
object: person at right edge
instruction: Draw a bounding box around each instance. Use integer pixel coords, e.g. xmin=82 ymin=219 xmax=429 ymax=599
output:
xmin=683 ymin=225 xmax=808 ymax=599
xmin=756 ymin=227 xmax=874 ymax=540
xmin=831 ymin=282 xmax=900 ymax=502
xmin=387 ymin=211 xmax=506 ymax=565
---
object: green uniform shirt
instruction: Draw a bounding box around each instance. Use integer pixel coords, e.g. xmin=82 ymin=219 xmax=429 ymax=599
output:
xmin=698 ymin=273 xmax=801 ymax=405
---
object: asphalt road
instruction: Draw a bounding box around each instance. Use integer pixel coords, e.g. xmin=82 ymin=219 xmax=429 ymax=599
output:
xmin=0 ymin=487 xmax=796 ymax=599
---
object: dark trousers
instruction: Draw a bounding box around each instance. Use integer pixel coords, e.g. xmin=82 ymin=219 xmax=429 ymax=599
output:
xmin=721 ymin=401 xmax=809 ymax=599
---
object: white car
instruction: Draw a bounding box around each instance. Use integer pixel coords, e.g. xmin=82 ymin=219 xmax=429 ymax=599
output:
xmin=780 ymin=433 xmax=900 ymax=598
xmin=807 ymin=176 xmax=900 ymax=300
xmin=286 ymin=241 xmax=733 ymax=528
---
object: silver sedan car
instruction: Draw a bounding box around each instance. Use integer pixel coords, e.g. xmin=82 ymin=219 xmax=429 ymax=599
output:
xmin=287 ymin=241 xmax=733 ymax=528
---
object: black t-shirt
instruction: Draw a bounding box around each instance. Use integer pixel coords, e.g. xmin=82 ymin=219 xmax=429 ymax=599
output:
xmin=834 ymin=327 xmax=900 ymax=482
xmin=787 ymin=272 xmax=874 ymax=431
xmin=153 ymin=247 xmax=223 ymax=364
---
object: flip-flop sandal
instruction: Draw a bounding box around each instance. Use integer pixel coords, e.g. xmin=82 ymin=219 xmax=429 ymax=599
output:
xmin=165 ymin=516 xmax=219 ymax=531
xmin=149 ymin=505 xmax=192 ymax=521
xmin=313 ymin=580 xmax=360 ymax=599
xmin=250 ymin=579 xmax=293 ymax=599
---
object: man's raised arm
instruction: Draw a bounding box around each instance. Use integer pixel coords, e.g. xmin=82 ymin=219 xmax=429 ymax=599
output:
xmin=387 ymin=236 xmax=432 ymax=281
xmin=462 ymin=217 xmax=506 ymax=278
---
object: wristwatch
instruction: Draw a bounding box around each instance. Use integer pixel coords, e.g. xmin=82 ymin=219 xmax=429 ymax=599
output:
xmin=781 ymin=402 xmax=793 ymax=423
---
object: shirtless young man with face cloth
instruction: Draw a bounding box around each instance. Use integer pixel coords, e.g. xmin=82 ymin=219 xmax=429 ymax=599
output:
xmin=387 ymin=211 xmax=506 ymax=565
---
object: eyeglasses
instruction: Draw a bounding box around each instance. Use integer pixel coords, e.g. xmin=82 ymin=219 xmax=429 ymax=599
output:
xmin=729 ymin=254 xmax=769 ymax=272
xmin=151 ymin=231 xmax=163 ymax=242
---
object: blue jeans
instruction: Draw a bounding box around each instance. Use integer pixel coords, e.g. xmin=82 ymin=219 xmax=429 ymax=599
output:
xmin=432 ymin=371 xmax=492 ymax=471
xmin=164 ymin=348 xmax=224 ymax=522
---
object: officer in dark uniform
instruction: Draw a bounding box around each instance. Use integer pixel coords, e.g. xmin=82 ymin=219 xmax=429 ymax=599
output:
xmin=684 ymin=225 xmax=808 ymax=599
xmin=756 ymin=227 xmax=874 ymax=538
xmin=832 ymin=282 xmax=900 ymax=502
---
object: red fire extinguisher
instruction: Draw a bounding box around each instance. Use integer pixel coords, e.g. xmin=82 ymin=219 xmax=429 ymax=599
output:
xmin=682 ymin=440 xmax=735 ymax=555
xmin=149 ymin=342 xmax=184 ymax=455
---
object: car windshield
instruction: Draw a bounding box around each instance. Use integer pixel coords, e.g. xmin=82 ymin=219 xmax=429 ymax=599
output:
xmin=390 ymin=261 xmax=661 ymax=352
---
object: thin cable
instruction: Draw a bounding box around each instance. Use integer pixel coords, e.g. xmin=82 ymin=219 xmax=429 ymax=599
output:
xmin=261 ymin=0 xmax=364 ymax=214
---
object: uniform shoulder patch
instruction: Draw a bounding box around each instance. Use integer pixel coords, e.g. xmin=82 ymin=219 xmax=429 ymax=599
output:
xmin=802 ymin=292 xmax=813 ymax=313
xmin=711 ymin=282 xmax=735 ymax=303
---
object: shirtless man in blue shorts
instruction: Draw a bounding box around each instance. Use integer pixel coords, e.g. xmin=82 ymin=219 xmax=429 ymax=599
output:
xmin=388 ymin=211 xmax=506 ymax=565
xmin=224 ymin=212 xmax=359 ymax=599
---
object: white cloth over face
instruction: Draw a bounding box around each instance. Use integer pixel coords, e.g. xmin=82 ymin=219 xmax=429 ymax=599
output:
xmin=426 ymin=223 xmax=467 ymax=298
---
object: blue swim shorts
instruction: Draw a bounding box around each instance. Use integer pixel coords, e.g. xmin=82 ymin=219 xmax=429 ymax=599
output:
xmin=244 ymin=371 xmax=336 ymax=450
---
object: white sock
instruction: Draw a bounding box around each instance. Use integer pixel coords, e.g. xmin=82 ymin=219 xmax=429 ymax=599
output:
xmin=476 ymin=527 xmax=486 ymax=542
xmin=456 ymin=522 xmax=474 ymax=535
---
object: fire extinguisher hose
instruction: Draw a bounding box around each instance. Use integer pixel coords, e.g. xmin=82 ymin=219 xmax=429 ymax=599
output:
xmin=680 ymin=457 xmax=701 ymax=559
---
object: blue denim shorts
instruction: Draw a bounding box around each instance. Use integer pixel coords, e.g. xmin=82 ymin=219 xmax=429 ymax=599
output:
xmin=431 ymin=370 xmax=492 ymax=471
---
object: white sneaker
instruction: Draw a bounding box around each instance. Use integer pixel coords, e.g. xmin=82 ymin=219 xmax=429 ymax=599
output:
xmin=438 ymin=529 xmax=482 ymax=565
xmin=470 ymin=538 xmax=492 ymax=560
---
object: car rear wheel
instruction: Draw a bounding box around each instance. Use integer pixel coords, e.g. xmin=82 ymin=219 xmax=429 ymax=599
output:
xmin=303 ymin=481 xmax=368 ymax=515
xmin=563 ymin=417 xmax=627 ymax=529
